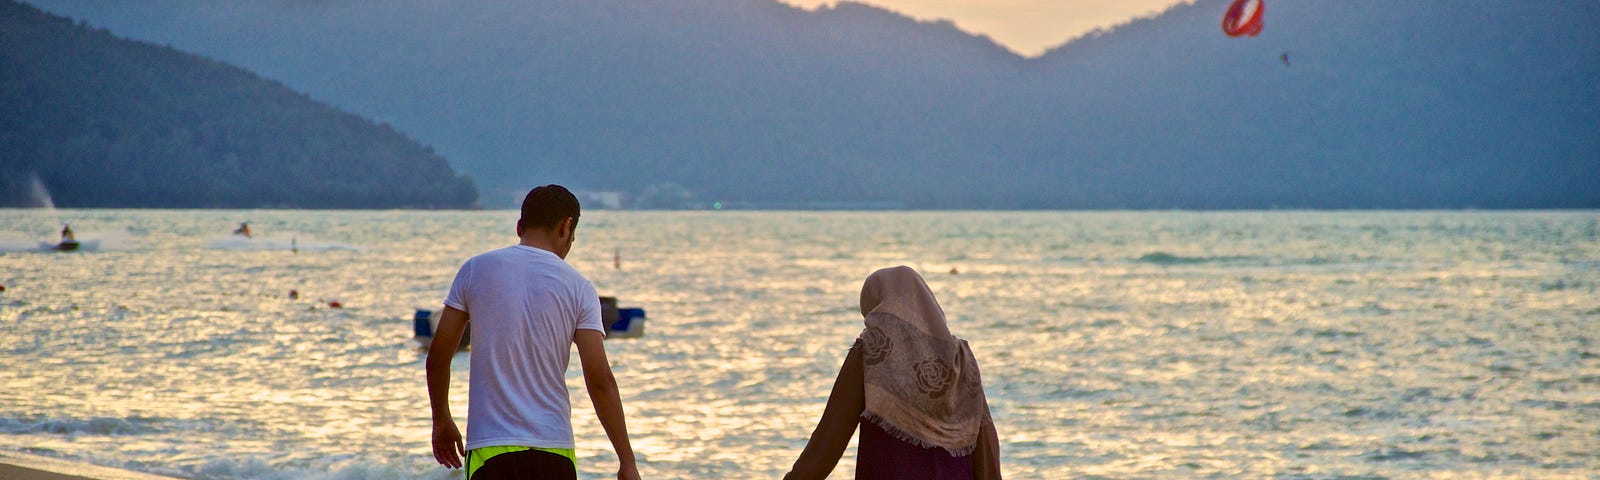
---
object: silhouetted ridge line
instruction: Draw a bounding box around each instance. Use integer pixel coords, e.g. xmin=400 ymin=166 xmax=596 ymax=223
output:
xmin=17 ymin=0 xmax=1599 ymax=209
xmin=0 ymin=0 xmax=478 ymax=208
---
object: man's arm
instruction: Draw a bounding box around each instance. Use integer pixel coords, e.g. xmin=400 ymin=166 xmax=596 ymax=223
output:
xmin=426 ymin=306 xmax=469 ymax=469
xmin=575 ymin=329 xmax=640 ymax=480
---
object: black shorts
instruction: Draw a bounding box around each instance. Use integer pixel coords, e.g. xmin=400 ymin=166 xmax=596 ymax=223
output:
xmin=469 ymin=448 xmax=576 ymax=480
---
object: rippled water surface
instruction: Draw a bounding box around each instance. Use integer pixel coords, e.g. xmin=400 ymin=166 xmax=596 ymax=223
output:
xmin=1 ymin=210 xmax=1597 ymax=479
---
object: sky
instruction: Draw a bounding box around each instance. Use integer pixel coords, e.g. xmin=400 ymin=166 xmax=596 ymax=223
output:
xmin=783 ymin=0 xmax=1195 ymax=57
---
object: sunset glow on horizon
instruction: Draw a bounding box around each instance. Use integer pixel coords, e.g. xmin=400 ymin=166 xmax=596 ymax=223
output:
xmin=782 ymin=0 xmax=1196 ymax=56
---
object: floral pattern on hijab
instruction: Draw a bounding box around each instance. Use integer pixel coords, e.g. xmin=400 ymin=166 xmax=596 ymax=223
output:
xmin=855 ymin=266 xmax=987 ymax=456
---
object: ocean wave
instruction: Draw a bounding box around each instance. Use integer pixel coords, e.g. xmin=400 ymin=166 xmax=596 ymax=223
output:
xmin=206 ymin=234 xmax=357 ymax=252
xmin=0 ymin=448 xmax=456 ymax=480
xmin=190 ymin=456 xmax=457 ymax=480
xmin=0 ymin=415 xmax=162 ymax=436
xmin=0 ymin=237 xmax=107 ymax=253
xmin=1135 ymin=252 xmax=1257 ymax=265
xmin=1295 ymin=327 xmax=1365 ymax=339
xmin=0 ymin=236 xmax=42 ymax=252
xmin=5 ymin=209 xmax=1597 ymax=478
xmin=1134 ymin=251 xmax=1387 ymax=268
xmin=1363 ymin=447 xmax=1432 ymax=462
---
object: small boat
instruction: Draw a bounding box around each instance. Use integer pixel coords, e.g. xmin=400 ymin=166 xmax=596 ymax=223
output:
xmin=413 ymin=309 xmax=471 ymax=350
xmin=413 ymin=296 xmax=647 ymax=347
xmin=41 ymin=239 xmax=87 ymax=252
xmin=600 ymin=296 xmax=647 ymax=339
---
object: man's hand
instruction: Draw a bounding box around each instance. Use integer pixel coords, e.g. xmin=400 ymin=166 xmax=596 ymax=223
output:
xmin=576 ymin=329 xmax=639 ymax=479
xmin=432 ymin=420 xmax=465 ymax=469
xmin=618 ymin=464 xmax=641 ymax=480
xmin=426 ymin=306 xmax=470 ymax=469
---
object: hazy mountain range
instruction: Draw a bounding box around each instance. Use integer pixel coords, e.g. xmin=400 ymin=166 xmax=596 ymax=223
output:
xmin=20 ymin=0 xmax=1600 ymax=209
xmin=1 ymin=0 xmax=477 ymax=208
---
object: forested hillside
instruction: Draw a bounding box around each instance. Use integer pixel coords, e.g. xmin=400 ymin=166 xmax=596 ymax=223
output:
xmin=0 ymin=0 xmax=478 ymax=208
xmin=16 ymin=0 xmax=1600 ymax=209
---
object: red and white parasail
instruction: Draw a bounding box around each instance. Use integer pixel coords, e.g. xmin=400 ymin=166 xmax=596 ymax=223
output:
xmin=1221 ymin=0 xmax=1264 ymax=37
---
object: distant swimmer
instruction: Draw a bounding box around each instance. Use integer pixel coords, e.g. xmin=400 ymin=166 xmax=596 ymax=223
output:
xmin=60 ymin=224 xmax=75 ymax=241
xmin=234 ymin=222 xmax=252 ymax=239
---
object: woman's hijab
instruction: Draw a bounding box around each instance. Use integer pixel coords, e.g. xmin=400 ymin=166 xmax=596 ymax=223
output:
xmin=856 ymin=266 xmax=987 ymax=456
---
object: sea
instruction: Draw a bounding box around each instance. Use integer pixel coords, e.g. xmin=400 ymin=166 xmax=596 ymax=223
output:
xmin=0 ymin=209 xmax=1596 ymax=479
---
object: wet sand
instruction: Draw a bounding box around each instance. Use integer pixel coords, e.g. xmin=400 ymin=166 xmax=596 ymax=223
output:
xmin=0 ymin=451 xmax=182 ymax=480
xmin=0 ymin=463 xmax=100 ymax=480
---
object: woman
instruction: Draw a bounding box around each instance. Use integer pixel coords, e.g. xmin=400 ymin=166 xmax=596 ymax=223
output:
xmin=786 ymin=266 xmax=1002 ymax=479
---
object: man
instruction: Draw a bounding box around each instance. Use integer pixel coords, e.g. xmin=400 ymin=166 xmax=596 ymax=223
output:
xmin=427 ymin=185 xmax=640 ymax=480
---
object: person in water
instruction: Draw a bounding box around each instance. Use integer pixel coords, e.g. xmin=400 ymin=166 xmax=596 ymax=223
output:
xmin=427 ymin=185 xmax=639 ymax=480
xmin=234 ymin=222 xmax=251 ymax=239
xmin=785 ymin=265 xmax=1002 ymax=479
xmin=60 ymin=224 xmax=74 ymax=242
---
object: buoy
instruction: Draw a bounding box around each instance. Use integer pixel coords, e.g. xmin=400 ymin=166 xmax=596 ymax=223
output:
xmin=0 ymin=284 xmax=6 ymax=292
xmin=328 ymin=300 xmax=342 ymax=308
xmin=288 ymin=289 xmax=299 ymax=300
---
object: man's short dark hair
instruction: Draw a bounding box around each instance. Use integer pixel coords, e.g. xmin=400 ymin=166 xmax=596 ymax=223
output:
xmin=520 ymin=184 xmax=581 ymax=231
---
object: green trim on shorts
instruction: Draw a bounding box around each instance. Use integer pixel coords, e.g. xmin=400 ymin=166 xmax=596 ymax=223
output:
xmin=466 ymin=445 xmax=577 ymax=479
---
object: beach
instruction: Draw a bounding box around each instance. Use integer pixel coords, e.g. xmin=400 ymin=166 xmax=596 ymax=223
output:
xmin=0 ymin=462 xmax=103 ymax=480
xmin=0 ymin=451 xmax=181 ymax=480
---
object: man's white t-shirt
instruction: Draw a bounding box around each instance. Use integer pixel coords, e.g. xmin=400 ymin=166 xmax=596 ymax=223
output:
xmin=444 ymin=244 xmax=605 ymax=451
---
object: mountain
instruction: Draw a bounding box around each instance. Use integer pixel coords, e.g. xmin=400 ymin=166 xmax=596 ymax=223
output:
xmin=1028 ymin=1 xmax=1600 ymax=208
xmin=0 ymin=0 xmax=478 ymax=208
xmin=17 ymin=0 xmax=1600 ymax=209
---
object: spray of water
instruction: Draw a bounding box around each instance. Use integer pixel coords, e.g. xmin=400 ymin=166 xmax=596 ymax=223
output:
xmin=25 ymin=172 xmax=69 ymax=244
xmin=27 ymin=172 xmax=57 ymax=210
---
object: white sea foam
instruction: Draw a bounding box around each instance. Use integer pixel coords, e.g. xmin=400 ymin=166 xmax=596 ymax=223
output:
xmin=0 ymin=234 xmax=40 ymax=252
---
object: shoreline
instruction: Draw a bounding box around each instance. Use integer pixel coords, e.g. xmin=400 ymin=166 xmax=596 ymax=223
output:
xmin=0 ymin=450 xmax=183 ymax=480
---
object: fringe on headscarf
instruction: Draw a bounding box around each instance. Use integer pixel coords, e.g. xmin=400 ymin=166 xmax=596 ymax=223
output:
xmin=860 ymin=411 xmax=978 ymax=457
